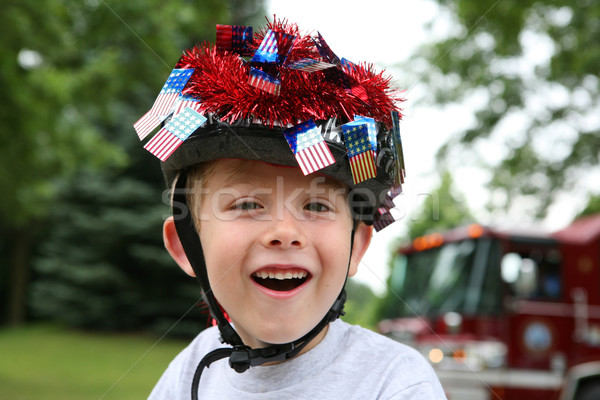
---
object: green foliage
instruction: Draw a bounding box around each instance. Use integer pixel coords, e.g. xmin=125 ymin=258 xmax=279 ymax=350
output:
xmin=415 ymin=0 xmax=600 ymax=218
xmin=1 ymin=1 xmax=127 ymax=227
xmin=407 ymin=171 xmax=474 ymax=239
xmin=577 ymin=194 xmax=600 ymax=219
xmin=1 ymin=0 xmax=266 ymax=328
xmin=342 ymin=278 xmax=380 ymax=330
xmin=29 ymin=168 xmax=208 ymax=336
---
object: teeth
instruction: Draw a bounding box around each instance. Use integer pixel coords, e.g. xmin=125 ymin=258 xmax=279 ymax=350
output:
xmin=254 ymin=271 xmax=308 ymax=280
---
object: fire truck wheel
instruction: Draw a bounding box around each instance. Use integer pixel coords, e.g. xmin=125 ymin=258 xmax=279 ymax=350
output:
xmin=577 ymin=380 xmax=600 ymax=400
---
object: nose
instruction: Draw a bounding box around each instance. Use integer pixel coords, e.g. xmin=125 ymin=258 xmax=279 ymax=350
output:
xmin=262 ymin=210 xmax=305 ymax=249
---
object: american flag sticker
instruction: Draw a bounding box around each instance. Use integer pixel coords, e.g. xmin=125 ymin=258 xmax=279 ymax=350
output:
xmin=251 ymin=29 xmax=296 ymax=64
xmin=133 ymin=68 xmax=195 ymax=140
xmin=150 ymin=69 xmax=195 ymax=117
xmin=348 ymin=151 xmax=377 ymax=184
xmin=248 ymin=67 xmax=281 ymax=95
xmin=373 ymin=210 xmax=395 ymax=232
xmin=389 ymin=184 xmax=403 ymax=199
xmin=143 ymin=107 xmax=206 ymax=161
xmin=216 ymin=24 xmax=253 ymax=54
xmin=342 ymin=123 xmax=377 ymax=184
xmin=283 ymin=120 xmax=335 ymax=175
xmin=313 ymin=32 xmax=341 ymax=65
xmin=286 ymin=58 xmax=335 ymax=72
xmin=170 ymin=94 xmax=202 ymax=116
xmin=352 ymin=116 xmax=378 ymax=151
xmin=391 ymin=110 xmax=406 ymax=184
xmin=133 ymin=111 xmax=165 ymax=140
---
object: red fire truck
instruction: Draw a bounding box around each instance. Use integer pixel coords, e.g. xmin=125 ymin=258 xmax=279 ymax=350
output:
xmin=378 ymin=213 xmax=600 ymax=399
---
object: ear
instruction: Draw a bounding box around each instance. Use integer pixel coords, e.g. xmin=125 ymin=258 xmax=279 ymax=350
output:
xmin=347 ymin=223 xmax=373 ymax=277
xmin=163 ymin=216 xmax=196 ymax=277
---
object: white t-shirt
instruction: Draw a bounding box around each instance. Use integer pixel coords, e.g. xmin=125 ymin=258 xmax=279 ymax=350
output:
xmin=148 ymin=319 xmax=447 ymax=399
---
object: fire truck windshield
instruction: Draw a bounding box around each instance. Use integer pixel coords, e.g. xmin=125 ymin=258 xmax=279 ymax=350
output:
xmin=389 ymin=238 xmax=502 ymax=317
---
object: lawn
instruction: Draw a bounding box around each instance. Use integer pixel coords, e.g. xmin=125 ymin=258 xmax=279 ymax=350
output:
xmin=0 ymin=324 xmax=190 ymax=400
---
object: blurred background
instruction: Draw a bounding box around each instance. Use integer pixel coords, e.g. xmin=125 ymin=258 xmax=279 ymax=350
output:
xmin=1 ymin=0 xmax=599 ymax=399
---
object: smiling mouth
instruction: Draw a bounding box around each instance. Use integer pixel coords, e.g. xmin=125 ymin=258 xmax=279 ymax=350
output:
xmin=252 ymin=270 xmax=309 ymax=292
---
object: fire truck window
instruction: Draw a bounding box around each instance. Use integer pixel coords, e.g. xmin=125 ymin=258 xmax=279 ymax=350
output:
xmin=392 ymin=250 xmax=438 ymax=316
xmin=501 ymin=252 xmax=522 ymax=284
xmin=477 ymin=239 xmax=503 ymax=314
xmin=514 ymin=258 xmax=538 ymax=297
xmin=425 ymin=240 xmax=477 ymax=314
xmin=541 ymin=249 xmax=561 ymax=299
xmin=501 ymin=248 xmax=562 ymax=300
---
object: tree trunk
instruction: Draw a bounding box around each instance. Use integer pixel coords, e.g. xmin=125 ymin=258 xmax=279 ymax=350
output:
xmin=6 ymin=226 xmax=31 ymax=326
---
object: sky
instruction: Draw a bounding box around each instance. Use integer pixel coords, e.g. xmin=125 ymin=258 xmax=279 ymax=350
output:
xmin=266 ymin=0 xmax=588 ymax=294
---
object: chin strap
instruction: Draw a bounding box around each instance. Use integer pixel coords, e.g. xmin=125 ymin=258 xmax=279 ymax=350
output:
xmin=190 ymin=290 xmax=346 ymax=400
xmin=172 ymin=170 xmax=352 ymax=400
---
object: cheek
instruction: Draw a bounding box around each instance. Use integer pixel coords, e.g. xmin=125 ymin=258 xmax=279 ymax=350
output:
xmin=319 ymin=228 xmax=353 ymax=275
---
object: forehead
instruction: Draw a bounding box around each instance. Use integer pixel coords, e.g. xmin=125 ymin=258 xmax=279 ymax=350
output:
xmin=209 ymin=159 xmax=347 ymax=191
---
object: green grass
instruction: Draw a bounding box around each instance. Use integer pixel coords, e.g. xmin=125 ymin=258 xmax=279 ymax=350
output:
xmin=0 ymin=324 xmax=190 ymax=400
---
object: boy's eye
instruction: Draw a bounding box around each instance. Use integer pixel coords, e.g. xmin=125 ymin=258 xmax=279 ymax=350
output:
xmin=235 ymin=201 xmax=262 ymax=210
xmin=305 ymin=202 xmax=331 ymax=212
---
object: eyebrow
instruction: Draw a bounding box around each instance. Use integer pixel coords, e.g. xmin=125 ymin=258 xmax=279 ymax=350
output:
xmin=221 ymin=171 xmax=263 ymax=187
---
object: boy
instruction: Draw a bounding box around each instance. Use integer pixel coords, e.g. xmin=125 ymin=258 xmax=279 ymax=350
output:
xmin=135 ymin=19 xmax=446 ymax=399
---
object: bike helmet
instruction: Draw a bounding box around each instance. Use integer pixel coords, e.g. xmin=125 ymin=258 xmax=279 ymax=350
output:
xmin=133 ymin=18 xmax=406 ymax=399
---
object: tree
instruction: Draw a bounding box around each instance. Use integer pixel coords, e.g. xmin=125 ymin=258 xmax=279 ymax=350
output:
xmin=1 ymin=0 xmax=126 ymax=325
xmin=412 ymin=0 xmax=600 ymax=220
xmin=343 ymin=279 xmax=380 ymax=330
xmin=577 ymin=194 xmax=600 ymax=219
xmin=1 ymin=0 xmax=264 ymax=326
xmin=376 ymin=171 xmax=473 ymax=321
xmin=406 ymin=171 xmax=474 ymax=239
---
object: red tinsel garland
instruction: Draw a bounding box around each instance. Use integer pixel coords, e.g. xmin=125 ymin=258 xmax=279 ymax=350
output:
xmin=176 ymin=19 xmax=403 ymax=128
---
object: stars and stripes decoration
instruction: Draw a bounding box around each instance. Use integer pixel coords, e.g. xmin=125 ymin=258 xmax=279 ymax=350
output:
xmin=372 ymin=194 xmax=395 ymax=231
xmin=313 ymin=32 xmax=369 ymax=102
xmin=389 ymin=184 xmax=403 ymax=199
xmin=377 ymin=194 xmax=395 ymax=216
xmin=283 ymin=120 xmax=335 ymax=175
xmin=248 ymin=67 xmax=282 ymax=96
xmin=143 ymin=107 xmax=207 ymax=161
xmin=251 ymin=29 xmax=297 ymax=64
xmin=216 ymin=24 xmax=253 ymax=55
xmin=313 ymin=32 xmax=341 ymax=65
xmin=170 ymin=94 xmax=202 ymax=116
xmin=390 ymin=110 xmax=406 ymax=184
xmin=133 ymin=68 xmax=195 ymax=140
xmin=341 ymin=122 xmax=377 ymax=184
xmin=285 ymin=59 xmax=335 ymax=72
xmin=351 ymin=116 xmax=378 ymax=151
xmin=133 ymin=111 xmax=165 ymax=142
xmin=373 ymin=208 xmax=395 ymax=231
xmin=248 ymin=29 xmax=297 ymax=95
xmin=340 ymin=57 xmax=358 ymax=74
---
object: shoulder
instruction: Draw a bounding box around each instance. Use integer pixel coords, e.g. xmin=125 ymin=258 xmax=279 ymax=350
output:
xmin=339 ymin=321 xmax=424 ymax=362
xmin=148 ymin=326 xmax=221 ymax=400
xmin=167 ymin=325 xmax=222 ymax=371
xmin=331 ymin=321 xmax=447 ymax=399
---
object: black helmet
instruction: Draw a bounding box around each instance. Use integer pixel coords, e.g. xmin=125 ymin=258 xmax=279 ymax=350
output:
xmin=133 ymin=18 xmax=406 ymax=397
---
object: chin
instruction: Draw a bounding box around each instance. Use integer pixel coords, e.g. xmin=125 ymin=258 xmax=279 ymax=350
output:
xmin=251 ymin=318 xmax=318 ymax=347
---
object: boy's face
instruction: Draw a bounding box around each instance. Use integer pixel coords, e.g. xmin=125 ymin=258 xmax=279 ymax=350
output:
xmin=190 ymin=159 xmax=371 ymax=348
